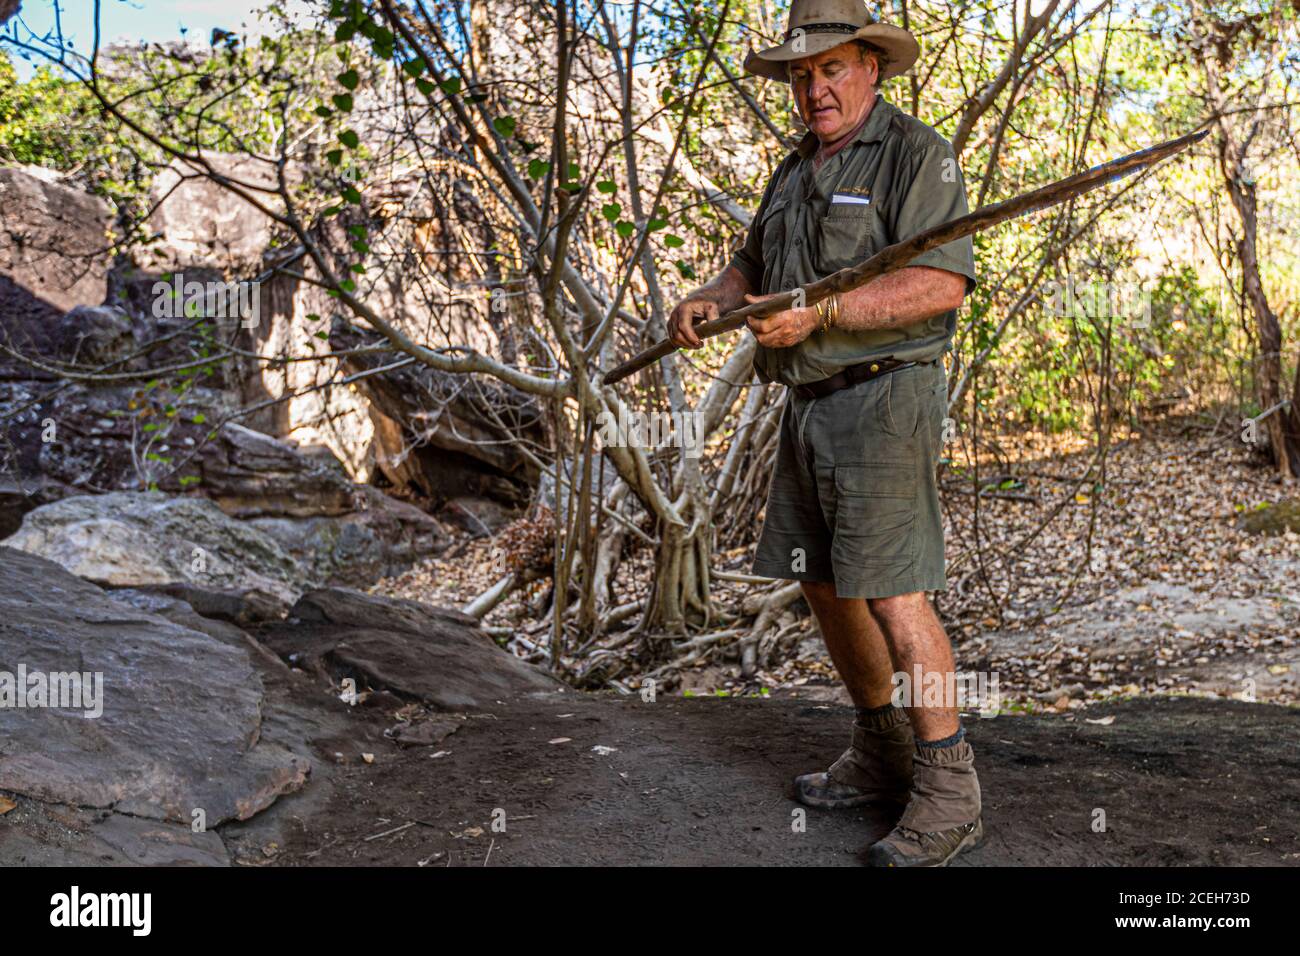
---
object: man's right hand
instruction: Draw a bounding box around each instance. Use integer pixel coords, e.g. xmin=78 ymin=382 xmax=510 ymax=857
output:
xmin=667 ymin=295 xmax=719 ymax=349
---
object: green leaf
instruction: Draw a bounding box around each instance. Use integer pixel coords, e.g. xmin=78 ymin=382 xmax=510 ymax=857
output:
xmin=326 ymin=149 xmax=343 ymax=166
xmin=342 ymin=185 xmax=361 ymax=204
xmin=492 ymin=116 xmax=517 ymax=137
xmin=334 ymin=22 xmax=356 ymax=42
xmin=415 ymin=78 xmax=435 ymax=95
xmin=178 ymin=475 xmax=201 ymax=487
xmin=314 ymin=105 xmax=333 ymax=117
xmin=647 ymin=218 xmax=668 ymax=231
xmin=402 ymin=58 xmax=425 ymax=77
xmin=323 ymin=205 xmax=343 ymax=216
xmin=439 ymin=77 xmax=462 ymax=95
xmin=339 ymin=278 xmax=356 ymax=292
xmin=332 ymin=93 xmax=353 ymax=112
xmin=527 ymin=159 xmax=551 ymax=180
xmin=596 ymin=179 xmax=616 ymax=194
xmin=615 ymin=220 xmax=635 ymax=238
xmin=663 ymin=234 xmax=684 ymax=248
xmin=339 ymin=129 xmax=359 ymax=149
xmin=351 ymin=240 xmax=370 ymax=254
xmin=315 ymin=330 xmax=330 ymax=340
xmin=601 ymin=202 xmax=621 ymax=222
xmin=337 ymin=69 xmax=359 ymax=90
xmin=191 ymin=413 xmax=206 ymax=424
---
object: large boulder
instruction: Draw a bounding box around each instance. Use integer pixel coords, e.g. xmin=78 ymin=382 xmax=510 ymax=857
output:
xmin=142 ymin=151 xmax=282 ymax=274
xmin=3 ymin=491 xmax=304 ymax=603
xmin=259 ymin=588 xmax=563 ymax=710
xmin=2 ymin=484 xmax=448 ymax=599
xmin=0 ymin=547 xmax=309 ymax=825
xmin=249 ymin=485 xmax=447 ymax=588
xmin=331 ymin=324 xmax=544 ymax=506
xmin=0 ymin=165 xmax=111 ymax=314
xmin=196 ymin=423 xmax=357 ymax=518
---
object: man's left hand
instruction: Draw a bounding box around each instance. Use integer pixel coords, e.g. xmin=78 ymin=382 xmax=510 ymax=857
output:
xmin=743 ymin=293 xmax=821 ymax=348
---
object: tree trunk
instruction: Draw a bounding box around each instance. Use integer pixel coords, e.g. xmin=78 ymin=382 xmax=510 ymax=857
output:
xmin=639 ymin=490 xmax=712 ymax=649
xmin=1197 ymin=10 xmax=1300 ymax=476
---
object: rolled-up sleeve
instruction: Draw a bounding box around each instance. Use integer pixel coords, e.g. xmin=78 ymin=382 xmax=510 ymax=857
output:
xmin=727 ymin=167 xmax=783 ymax=292
xmin=888 ymin=139 xmax=977 ymax=294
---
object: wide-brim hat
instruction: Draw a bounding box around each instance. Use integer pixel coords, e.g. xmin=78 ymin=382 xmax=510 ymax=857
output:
xmin=743 ymin=0 xmax=919 ymax=83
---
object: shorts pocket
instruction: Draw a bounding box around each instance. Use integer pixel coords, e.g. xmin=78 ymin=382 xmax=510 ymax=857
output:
xmin=834 ymin=461 xmax=914 ymax=498
xmin=881 ymin=369 xmax=922 ymax=439
xmin=832 ymin=463 xmax=916 ymax=568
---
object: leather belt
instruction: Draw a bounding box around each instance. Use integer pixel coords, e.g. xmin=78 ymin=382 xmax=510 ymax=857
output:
xmin=790 ymin=357 xmax=925 ymax=400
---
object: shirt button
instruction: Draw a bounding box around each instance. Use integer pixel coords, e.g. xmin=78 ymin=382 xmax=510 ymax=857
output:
xmin=870 ymin=363 xmax=880 ymax=372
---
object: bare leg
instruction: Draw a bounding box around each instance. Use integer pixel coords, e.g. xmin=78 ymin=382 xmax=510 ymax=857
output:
xmin=800 ymin=581 xmax=895 ymax=709
xmin=867 ymin=591 xmax=959 ymax=741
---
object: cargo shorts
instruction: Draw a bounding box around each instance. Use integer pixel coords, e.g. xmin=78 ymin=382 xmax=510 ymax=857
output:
xmin=750 ymin=361 xmax=948 ymax=599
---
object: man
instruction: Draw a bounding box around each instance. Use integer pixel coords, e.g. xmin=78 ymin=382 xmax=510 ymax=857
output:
xmin=668 ymin=0 xmax=983 ymax=867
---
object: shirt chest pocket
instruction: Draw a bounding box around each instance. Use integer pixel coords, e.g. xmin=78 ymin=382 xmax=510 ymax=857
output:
xmin=815 ymin=202 xmax=880 ymax=276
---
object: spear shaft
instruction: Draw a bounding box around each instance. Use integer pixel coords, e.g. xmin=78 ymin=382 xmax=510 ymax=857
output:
xmin=602 ymin=127 xmax=1208 ymax=386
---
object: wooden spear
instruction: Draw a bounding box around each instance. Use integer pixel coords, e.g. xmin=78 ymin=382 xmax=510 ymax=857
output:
xmin=601 ymin=127 xmax=1208 ymax=386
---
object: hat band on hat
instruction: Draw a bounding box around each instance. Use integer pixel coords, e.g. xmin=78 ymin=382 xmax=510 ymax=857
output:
xmin=782 ymin=22 xmax=862 ymax=41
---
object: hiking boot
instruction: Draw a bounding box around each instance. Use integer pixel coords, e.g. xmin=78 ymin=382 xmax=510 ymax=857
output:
xmin=793 ymin=705 xmax=913 ymax=810
xmin=866 ymin=736 xmax=984 ymax=867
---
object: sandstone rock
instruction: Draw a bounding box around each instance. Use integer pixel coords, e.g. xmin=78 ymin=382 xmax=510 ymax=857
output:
xmin=248 ymin=485 xmax=447 ymax=588
xmin=46 ymin=305 xmax=138 ymax=367
xmin=331 ymin=324 xmax=543 ymax=505
xmin=3 ymin=491 xmax=305 ymax=603
xmin=260 ymin=587 xmax=563 ymax=710
xmin=106 ymin=587 xmax=269 ymax=655
xmin=197 ymin=423 xmax=356 ymax=518
xmin=0 ymin=547 xmax=309 ymax=826
xmin=386 ymin=715 xmax=462 ymax=748
xmin=1239 ymin=498 xmax=1300 ymax=536
xmin=110 ymin=581 xmax=290 ymax=627
xmin=0 ymin=165 xmax=111 ymax=313
xmin=143 ymin=151 xmax=282 ymax=273
xmin=0 ymin=801 xmax=232 ymax=867
xmin=440 ymin=494 xmax=517 ymax=536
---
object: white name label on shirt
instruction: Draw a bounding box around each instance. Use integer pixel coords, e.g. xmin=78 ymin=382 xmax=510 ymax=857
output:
xmin=830 ymin=192 xmax=872 ymax=205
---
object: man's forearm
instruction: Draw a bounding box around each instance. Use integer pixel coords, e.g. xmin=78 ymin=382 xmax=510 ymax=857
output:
xmin=834 ymin=266 xmax=966 ymax=332
xmin=690 ymin=264 xmax=753 ymax=314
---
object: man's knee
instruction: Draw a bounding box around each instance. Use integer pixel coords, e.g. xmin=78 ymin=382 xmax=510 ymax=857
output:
xmin=866 ymin=591 xmax=928 ymax=624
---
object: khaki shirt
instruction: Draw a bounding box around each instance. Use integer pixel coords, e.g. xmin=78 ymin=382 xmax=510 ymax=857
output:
xmin=729 ymin=97 xmax=977 ymax=387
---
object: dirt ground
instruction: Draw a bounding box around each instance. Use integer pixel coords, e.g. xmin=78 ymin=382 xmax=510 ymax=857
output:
xmin=223 ymin=682 xmax=1299 ymax=867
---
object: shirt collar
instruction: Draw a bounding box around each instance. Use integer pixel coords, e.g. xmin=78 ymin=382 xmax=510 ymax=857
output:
xmin=795 ymin=95 xmax=896 ymax=158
